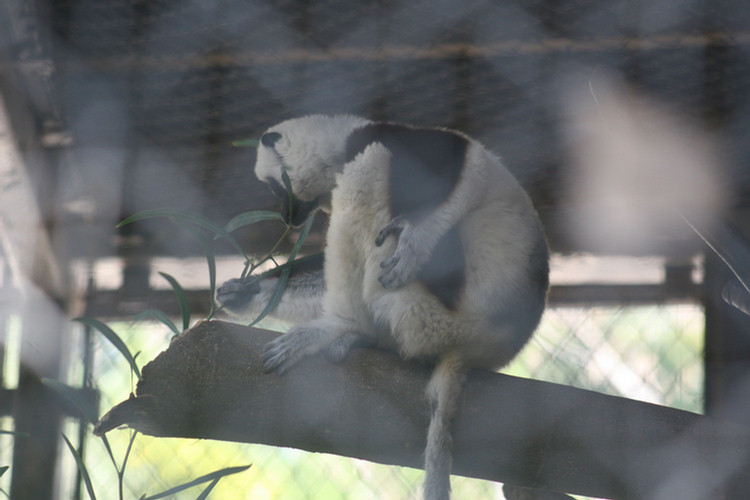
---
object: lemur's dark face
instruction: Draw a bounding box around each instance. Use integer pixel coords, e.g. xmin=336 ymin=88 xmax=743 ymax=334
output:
xmin=263 ymin=165 xmax=318 ymax=227
xmin=254 ymin=115 xmax=370 ymax=226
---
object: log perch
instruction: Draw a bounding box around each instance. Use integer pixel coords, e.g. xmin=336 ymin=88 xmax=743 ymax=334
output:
xmin=96 ymin=320 xmax=750 ymax=499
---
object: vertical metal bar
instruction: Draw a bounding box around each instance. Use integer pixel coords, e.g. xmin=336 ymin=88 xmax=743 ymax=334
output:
xmin=0 ymin=256 xmax=9 ymax=486
xmin=72 ymin=272 xmax=96 ymax=500
xmin=10 ymin=292 xmax=65 ymax=500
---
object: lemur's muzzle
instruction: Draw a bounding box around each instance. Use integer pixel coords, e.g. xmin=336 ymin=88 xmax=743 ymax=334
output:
xmin=266 ymin=177 xmax=318 ymax=227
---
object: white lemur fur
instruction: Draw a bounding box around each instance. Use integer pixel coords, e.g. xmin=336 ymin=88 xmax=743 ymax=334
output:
xmin=217 ymin=114 xmax=549 ymax=500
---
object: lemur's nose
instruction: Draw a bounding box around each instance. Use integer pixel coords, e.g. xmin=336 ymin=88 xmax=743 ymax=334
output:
xmin=261 ymin=132 xmax=282 ymax=148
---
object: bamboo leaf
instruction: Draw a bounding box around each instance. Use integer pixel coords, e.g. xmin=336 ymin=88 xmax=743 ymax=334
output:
xmin=116 ymin=208 xmax=248 ymax=259
xmin=206 ymin=247 xmax=217 ymax=320
xmin=222 ymin=210 xmax=283 ymax=235
xmin=120 ymin=430 xmax=138 ymax=477
xmin=251 ymin=213 xmax=315 ymax=326
xmin=258 ymin=252 xmax=324 ymax=279
xmin=74 ymin=317 xmax=141 ymax=380
xmin=287 ymin=211 xmax=316 ymax=262
xmin=181 ymin=226 xmax=218 ymax=320
xmin=141 ymin=465 xmax=251 ymax=500
xmin=42 ymin=378 xmax=98 ymax=424
xmin=132 ymin=309 xmax=181 ymax=337
xmin=195 ymin=478 xmax=221 ymax=500
xmin=681 ymin=214 xmax=750 ymax=297
xmin=100 ymin=433 xmax=119 ymax=472
xmin=250 ymin=267 xmax=291 ymax=327
xmin=240 ymin=259 xmax=252 ymax=281
xmin=158 ymin=272 xmax=190 ymax=332
xmin=231 ymin=138 xmax=259 ymax=147
xmin=62 ymin=434 xmax=97 ymax=500
xmin=0 ymin=430 xmax=27 ymax=436
xmin=281 ymin=170 xmax=294 ymax=223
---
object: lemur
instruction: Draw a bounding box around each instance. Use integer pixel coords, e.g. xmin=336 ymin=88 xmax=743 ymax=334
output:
xmin=217 ymin=114 xmax=550 ymax=500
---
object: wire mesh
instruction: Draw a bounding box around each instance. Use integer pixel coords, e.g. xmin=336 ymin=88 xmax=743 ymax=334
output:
xmin=60 ymin=298 xmax=705 ymax=500
xmin=41 ymin=0 xmax=750 ymax=233
xmin=7 ymin=0 xmax=745 ymax=498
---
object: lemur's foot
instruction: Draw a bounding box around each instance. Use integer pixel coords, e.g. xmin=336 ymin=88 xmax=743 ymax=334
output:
xmin=261 ymin=324 xmax=321 ymax=374
xmin=216 ymin=278 xmax=261 ymax=311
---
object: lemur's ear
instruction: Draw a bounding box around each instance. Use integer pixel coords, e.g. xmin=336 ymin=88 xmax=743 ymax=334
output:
xmin=261 ymin=132 xmax=282 ymax=148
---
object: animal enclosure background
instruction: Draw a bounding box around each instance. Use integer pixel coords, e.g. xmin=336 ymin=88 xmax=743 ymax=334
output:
xmin=2 ymin=1 xmax=749 ymax=499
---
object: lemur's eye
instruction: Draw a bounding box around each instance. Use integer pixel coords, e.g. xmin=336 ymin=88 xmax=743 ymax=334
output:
xmin=261 ymin=132 xmax=282 ymax=148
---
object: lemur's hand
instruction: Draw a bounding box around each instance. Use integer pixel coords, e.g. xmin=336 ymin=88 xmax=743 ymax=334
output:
xmin=216 ymin=278 xmax=261 ymax=313
xmin=376 ymin=216 xmax=431 ymax=289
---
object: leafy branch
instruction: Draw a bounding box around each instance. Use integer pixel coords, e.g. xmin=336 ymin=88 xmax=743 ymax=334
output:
xmin=53 ymin=166 xmax=315 ymax=499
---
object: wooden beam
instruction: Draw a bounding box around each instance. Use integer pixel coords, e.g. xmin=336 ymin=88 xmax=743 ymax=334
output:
xmin=0 ymin=96 xmax=63 ymax=298
xmin=97 ymin=320 xmax=750 ymax=500
xmin=59 ymin=32 xmax=750 ymax=72
xmin=83 ymin=282 xmax=702 ymax=320
xmin=0 ymin=90 xmax=67 ymax=500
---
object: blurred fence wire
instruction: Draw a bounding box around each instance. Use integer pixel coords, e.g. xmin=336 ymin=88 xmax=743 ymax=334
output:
xmin=57 ymin=297 xmax=704 ymax=500
xmin=3 ymin=0 xmax=743 ymax=498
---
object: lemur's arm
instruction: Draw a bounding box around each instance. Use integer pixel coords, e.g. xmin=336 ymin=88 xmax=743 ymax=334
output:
xmin=377 ymin=142 xmax=492 ymax=289
xmin=216 ymin=257 xmax=325 ymax=324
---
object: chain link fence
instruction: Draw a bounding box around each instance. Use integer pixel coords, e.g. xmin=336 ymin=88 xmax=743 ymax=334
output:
xmin=57 ymin=295 xmax=704 ymax=500
xmin=5 ymin=0 xmax=742 ymax=498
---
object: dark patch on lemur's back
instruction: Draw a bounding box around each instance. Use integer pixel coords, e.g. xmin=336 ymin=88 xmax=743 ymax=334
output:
xmin=419 ymin=226 xmax=465 ymax=309
xmin=345 ymin=123 xmax=469 ymax=222
xmin=345 ymin=122 xmax=469 ymax=309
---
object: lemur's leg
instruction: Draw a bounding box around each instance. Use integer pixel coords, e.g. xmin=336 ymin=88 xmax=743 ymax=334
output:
xmin=217 ymin=270 xmax=324 ymax=324
xmin=325 ymin=331 xmax=376 ymax=363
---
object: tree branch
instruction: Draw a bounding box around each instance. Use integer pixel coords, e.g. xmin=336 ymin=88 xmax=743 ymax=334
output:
xmin=96 ymin=320 xmax=750 ymax=499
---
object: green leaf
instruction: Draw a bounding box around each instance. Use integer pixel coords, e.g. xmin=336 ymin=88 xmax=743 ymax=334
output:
xmin=181 ymin=226 xmax=218 ymax=320
xmin=100 ymin=433 xmax=119 ymax=472
xmin=74 ymin=317 xmax=141 ymax=380
xmin=259 ymin=252 xmax=323 ymax=279
xmin=681 ymin=214 xmax=750 ymax=298
xmin=287 ymin=211 xmax=316 ymax=262
xmin=195 ymin=478 xmax=221 ymax=500
xmin=281 ymin=169 xmax=293 ymax=192
xmin=132 ymin=309 xmax=181 ymax=336
xmin=240 ymin=259 xmax=252 ymax=281
xmin=117 ymin=208 xmax=248 ymax=260
xmin=205 ymin=247 xmax=217 ymax=320
xmin=231 ymin=138 xmax=259 ymax=147
xmin=251 ymin=213 xmax=315 ymax=326
xmin=250 ymin=266 xmax=291 ymax=327
xmin=141 ymin=465 xmax=251 ymax=500
xmin=281 ymin=170 xmax=294 ymax=223
xmin=42 ymin=378 xmax=98 ymax=424
xmin=158 ymin=272 xmax=190 ymax=332
xmin=62 ymin=434 xmax=97 ymax=500
xmin=0 ymin=429 xmax=28 ymax=437
xmin=206 ymin=251 xmax=216 ymax=320
xmin=120 ymin=430 xmax=138 ymax=477
xmin=222 ymin=210 xmax=283 ymax=235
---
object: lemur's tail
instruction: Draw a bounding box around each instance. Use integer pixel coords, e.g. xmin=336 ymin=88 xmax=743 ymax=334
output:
xmin=423 ymin=352 xmax=467 ymax=500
